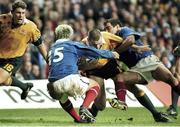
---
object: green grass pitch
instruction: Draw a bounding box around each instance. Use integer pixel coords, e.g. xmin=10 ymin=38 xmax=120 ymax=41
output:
xmin=0 ymin=107 xmax=179 ymax=127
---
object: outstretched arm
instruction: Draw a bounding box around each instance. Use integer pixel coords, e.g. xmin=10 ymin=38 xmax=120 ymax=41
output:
xmin=131 ymin=44 xmax=151 ymax=53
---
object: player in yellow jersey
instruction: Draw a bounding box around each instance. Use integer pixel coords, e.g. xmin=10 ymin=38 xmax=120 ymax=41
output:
xmin=79 ymin=29 xmax=172 ymax=122
xmin=79 ymin=29 xmax=131 ymax=117
xmin=0 ymin=0 xmax=47 ymax=99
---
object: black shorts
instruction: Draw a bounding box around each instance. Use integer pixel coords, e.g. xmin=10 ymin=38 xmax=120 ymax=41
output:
xmin=0 ymin=57 xmax=23 ymax=76
xmin=86 ymin=59 xmax=120 ymax=79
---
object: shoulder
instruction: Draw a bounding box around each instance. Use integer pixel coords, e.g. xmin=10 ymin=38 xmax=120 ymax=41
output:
xmin=24 ymin=19 xmax=38 ymax=28
xmin=101 ymin=31 xmax=112 ymax=39
xmin=120 ymin=27 xmax=141 ymax=37
xmin=121 ymin=27 xmax=133 ymax=32
xmin=0 ymin=13 xmax=12 ymax=24
xmin=102 ymin=31 xmax=122 ymax=40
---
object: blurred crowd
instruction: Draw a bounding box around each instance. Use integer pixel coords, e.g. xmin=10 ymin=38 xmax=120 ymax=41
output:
xmin=0 ymin=0 xmax=179 ymax=80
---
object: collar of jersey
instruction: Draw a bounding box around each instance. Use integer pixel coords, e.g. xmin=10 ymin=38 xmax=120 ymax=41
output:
xmin=56 ymin=39 xmax=70 ymax=44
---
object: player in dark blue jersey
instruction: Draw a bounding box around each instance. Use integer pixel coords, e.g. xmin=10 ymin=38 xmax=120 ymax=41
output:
xmin=104 ymin=18 xmax=180 ymax=95
xmin=103 ymin=19 xmax=180 ymax=122
xmin=47 ymin=24 xmax=119 ymax=123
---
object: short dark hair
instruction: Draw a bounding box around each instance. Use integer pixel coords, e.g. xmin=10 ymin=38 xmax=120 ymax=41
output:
xmin=104 ymin=19 xmax=122 ymax=27
xmin=88 ymin=29 xmax=101 ymax=42
xmin=12 ymin=0 xmax=27 ymax=12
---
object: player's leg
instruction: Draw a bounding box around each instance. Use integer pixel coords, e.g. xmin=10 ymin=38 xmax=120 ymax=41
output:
xmin=114 ymin=71 xmax=147 ymax=99
xmin=78 ymin=77 xmax=100 ymax=122
xmin=88 ymin=75 xmax=106 ymax=117
xmin=0 ymin=68 xmax=11 ymax=84
xmin=0 ymin=58 xmax=33 ymax=99
xmin=151 ymin=64 xmax=180 ymax=95
xmin=47 ymin=79 xmax=90 ymax=123
xmin=114 ymin=61 xmax=129 ymax=102
xmin=81 ymin=77 xmax=100 ymax=109
xmin=167 ymin=57 xmax=180 ymax=117
xmin=127 ymin=84 xmax=171 ymax=122
xmin=166 ymin=90 xmax=178 ymax=118
xmin=115 ymin=71 xmax=172 ymax=122
xmin=59 ymin=95 xmax=85 ymax=123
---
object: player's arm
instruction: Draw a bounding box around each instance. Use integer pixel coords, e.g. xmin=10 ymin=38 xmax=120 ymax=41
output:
xmin=78 ymin=58 xmax=103 ymax=71
xmin=115 ymin=35 xmax=135 ymax=54
xmin=31 ymin=23 xmax=48 ymax=62
xmin=104 ymin=32 xmax=123 ymax=44
xmin=76 ymin=43 xmax=119 ymax=59
xmin=37 ymin=42 xmax=48 ymax=62
xmin=131 ymin=44 xmax=151 ymax=53
xmin=32 ymin=36 xmax=48 ymax=62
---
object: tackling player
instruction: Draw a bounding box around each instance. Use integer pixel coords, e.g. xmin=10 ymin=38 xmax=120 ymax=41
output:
xmin=0 ymin=0 xmax=47 ymax=99
xmin=104 ymin=18 xmax=180 ymax=122
xmin=46 ymin=24 xmax=119 ymax=123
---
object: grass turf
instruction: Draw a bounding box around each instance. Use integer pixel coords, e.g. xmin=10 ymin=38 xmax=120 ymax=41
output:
xmin=0 ymin=107 xmax=179 ymax=126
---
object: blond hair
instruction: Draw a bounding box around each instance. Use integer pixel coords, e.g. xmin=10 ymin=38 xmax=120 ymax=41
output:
xmin=55 ymin=24 xmax=74 ymax=39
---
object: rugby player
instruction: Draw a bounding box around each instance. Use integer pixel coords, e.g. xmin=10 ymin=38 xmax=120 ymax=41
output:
xmin=0 ymin=0 xmax=47 ymax=99
xmin=79 ymin=29 xmax=153 ymax=117
xmin=79 ymin=29 xmax=130 ymax=117
xmin=104 ymin=18 xmax=180 ymax=122
xmin=46 ymin=24 xmax=119 ymax=123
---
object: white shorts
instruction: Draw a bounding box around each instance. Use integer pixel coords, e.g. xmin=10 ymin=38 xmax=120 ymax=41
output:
xmin=128 ymin=55 xmax=164 ymax=82
xmin=52 ymin=74 xmax=90 ymax=98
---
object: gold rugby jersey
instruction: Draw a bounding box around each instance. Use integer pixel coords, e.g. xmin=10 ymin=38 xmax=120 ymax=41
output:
xmin=0 ymin=13 xmax=41 ymax=58
xmin=82 ymin=31 xmax=123 ymax=66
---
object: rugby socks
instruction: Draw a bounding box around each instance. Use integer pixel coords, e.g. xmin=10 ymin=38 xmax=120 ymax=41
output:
xmin=82 ymin=85 xmax=100 ymax=108
xmin=171 ymin=89 xmax=179 ymax=109
xmin=89 ymin=103 xmax=99 ymax=117
xmin=11 ymin=76 xmax=27 ymax=90
xmin=115 ymin=81 xmax=126 ymax=102
xmin=60 ymin=99 xmax=80 ymax=121
xmin=173 ymin=84 xmax=180 ymax=95
xmin=136 ymin=94 xmax=158 ymax=116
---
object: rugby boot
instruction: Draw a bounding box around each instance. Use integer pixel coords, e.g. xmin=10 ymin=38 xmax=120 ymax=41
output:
xmin=74 ymin=117 xmax=90 ymax=123
xmin=21 ymin=83 xmax=33 ymax=100
xmin=166 ymin=105 xmax=178 ymax=119
xmin=79 ymin=106 xmax=96 ymax=123
xmin=107 ymin=98 xmax=128 ymax=110
xmin=153 ymin=112 xmax=172 ymax=122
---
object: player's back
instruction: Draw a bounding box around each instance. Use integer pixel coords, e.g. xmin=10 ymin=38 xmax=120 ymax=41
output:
xmin=48 ymin=40 xmax=80 ymax=82
xmin=118 ymin=27 xmax=153 ymax=67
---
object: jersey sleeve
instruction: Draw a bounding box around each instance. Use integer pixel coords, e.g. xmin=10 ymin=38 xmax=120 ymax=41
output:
xmin=74 ymin=42 xmax=114 ymax=59
xmin=30 ymin=22 xmax=42 ymax=46
xmin=103 ymin=32 xmax=123 ymax=44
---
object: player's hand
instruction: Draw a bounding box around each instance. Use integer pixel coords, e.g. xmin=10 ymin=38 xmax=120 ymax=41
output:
xmin=112 ymin=51 xmax=119 ymax=59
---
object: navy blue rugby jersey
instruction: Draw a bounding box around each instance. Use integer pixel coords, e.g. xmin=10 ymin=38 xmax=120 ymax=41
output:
xmin=117 ymin=27 xmax=153 ymax=68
